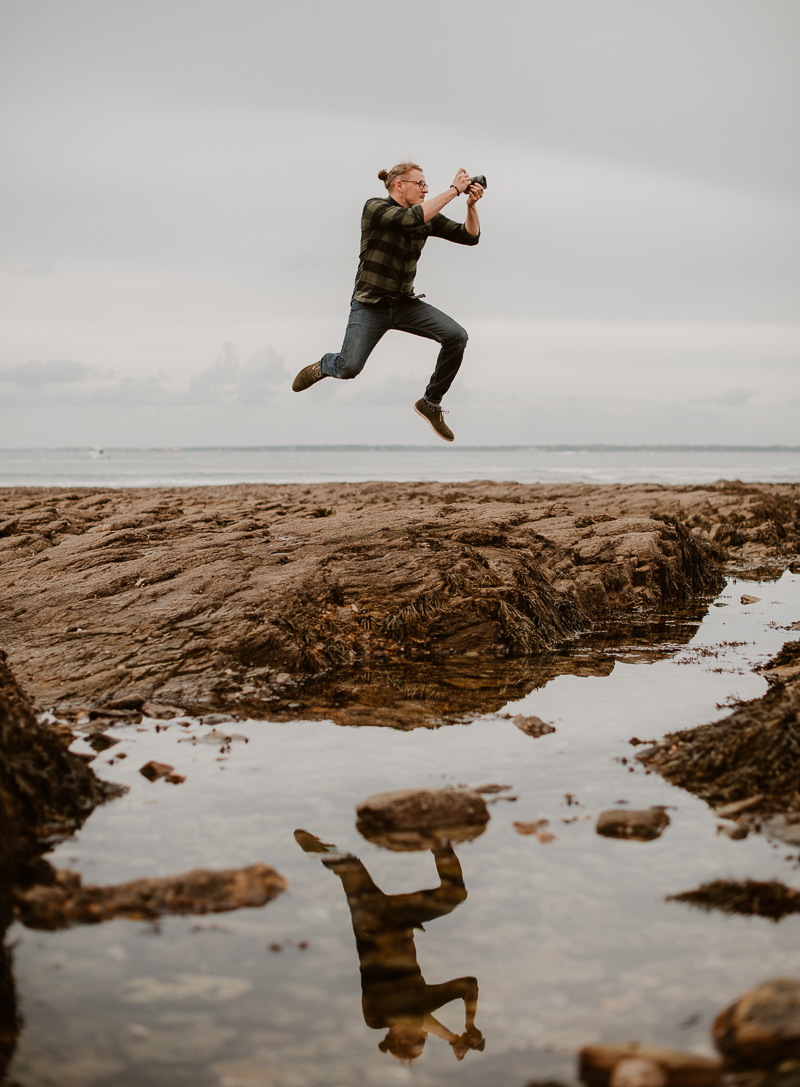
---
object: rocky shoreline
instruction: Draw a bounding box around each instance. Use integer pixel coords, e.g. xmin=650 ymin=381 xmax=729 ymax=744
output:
xmin=2 ymin=480 xmax=799 ymax=1082
xmin=0 ymin=480 xmax=798 ymax=779
xmin=1 ymin=478 xmax=798 ymax=804
xmin=1 ymin=480 xmax=797 ymax=720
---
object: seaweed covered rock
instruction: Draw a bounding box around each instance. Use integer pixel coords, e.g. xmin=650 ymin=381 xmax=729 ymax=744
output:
xmin=0 ymin=650 xmax=115 ymax=860
xmin=0 ymin=651 xmax=115 ymax=1080
xmin=0 ymin=482 xmax=729 ymax=722
xmin=668 ymin=879 xmax=800 ymax=921
xmin=638 ymin=660 xmax=800 ymax=817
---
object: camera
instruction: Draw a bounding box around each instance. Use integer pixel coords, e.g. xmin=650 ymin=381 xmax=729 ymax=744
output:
xmin=469 ymin=174 xmax=487 ymax=189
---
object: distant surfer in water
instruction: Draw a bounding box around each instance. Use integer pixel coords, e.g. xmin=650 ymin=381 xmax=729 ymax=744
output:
xmin=292 ymin=163 xmax=484 ymax=442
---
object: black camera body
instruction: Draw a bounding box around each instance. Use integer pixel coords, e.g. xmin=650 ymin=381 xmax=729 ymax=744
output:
xmin=469 ymin=174 xmax=487 ymax=189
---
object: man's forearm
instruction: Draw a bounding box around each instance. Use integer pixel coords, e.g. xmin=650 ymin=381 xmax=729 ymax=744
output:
xmin=421 ymin=187 xmax=461 ymax=222
xmin=465 ymin=203 xmax=480 ymax=236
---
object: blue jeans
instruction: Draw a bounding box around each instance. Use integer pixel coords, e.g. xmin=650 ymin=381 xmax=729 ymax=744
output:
xmin=320 ymin=297 xmax=468 ymax=404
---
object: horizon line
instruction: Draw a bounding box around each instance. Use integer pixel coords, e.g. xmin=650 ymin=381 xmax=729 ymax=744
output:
xmin=3 ymin=444 xmax=800 ymax=454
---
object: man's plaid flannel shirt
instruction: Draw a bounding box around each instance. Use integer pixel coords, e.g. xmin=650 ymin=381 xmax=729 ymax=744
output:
xmin=352 ymin=197 xmax=480 ymax=304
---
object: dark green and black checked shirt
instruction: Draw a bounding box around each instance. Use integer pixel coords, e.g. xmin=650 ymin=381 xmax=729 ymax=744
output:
xmin=352 ymin=197 xmax=480 ymax=303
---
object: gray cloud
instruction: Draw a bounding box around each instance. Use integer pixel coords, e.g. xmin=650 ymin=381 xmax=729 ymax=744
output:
xmin=0 ymin=344 xmax=290 ymax=407
xmin=0 ymin=359 xmax=95 ymax=385
xmin=187 ymin=344 xmax=290 ymax=406
xmin=696 ymin=386 xmax=758 ymax=408
xmin=13 ymin=262 xmax=54 ymax=278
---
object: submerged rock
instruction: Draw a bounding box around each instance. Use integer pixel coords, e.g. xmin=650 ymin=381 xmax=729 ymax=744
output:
xmin=513 ymin=713 xmax=556 ymax=737
xmin=713 ymin=978 xmax=800 ymax=1069
xmin=355 ymin=787 xmax=490 ymax=851
xmin=596 ymin=807 xmax=670 ymax=841
xmin=15 ymin=862 xmax=287 ymax=930
xmin=139 ymin=759 xmax=183 ymax=783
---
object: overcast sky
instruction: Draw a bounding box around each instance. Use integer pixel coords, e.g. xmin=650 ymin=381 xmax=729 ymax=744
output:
xmin=2 ymin=0 xmax=799 ymax=447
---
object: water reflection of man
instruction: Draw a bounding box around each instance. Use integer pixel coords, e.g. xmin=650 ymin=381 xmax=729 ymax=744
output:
xmin=295 ymin=831 xmax=484 ymax=1062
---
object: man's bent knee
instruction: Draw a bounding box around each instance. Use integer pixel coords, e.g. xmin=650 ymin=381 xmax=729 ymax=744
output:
xmin=445 ymin=325 xmax=468 ymax=350
xmin=323 ymin=355 xmax=362 ymax=380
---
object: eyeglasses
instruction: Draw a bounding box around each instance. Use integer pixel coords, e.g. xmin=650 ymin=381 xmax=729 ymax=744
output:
xmin=399 ymin=179 xmax=428 ymax=190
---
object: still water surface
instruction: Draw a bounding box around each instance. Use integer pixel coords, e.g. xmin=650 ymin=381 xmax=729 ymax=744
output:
xmin=8 ymin=574 xmax=800 ymax=1086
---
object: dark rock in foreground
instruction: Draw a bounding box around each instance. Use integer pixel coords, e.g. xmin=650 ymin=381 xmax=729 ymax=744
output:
xmin=0 ymin=650 xmax=117 ymax=1079
xmin=713 ymin=978 xmax=800 ymax=1071
xmin=579 ymin=1041 xmax=721 ymax=1086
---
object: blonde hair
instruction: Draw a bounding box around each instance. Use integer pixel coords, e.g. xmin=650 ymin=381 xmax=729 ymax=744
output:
xmin=377 ymin=162 xmax=422 ymax=192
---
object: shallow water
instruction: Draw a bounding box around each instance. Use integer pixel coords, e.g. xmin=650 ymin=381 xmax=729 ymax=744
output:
xmin=7 ymin=573 xmax=800 ymax=1087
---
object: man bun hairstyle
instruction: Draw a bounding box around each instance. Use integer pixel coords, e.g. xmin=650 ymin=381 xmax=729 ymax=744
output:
xmin=378 ymin=162 xmax=422 ymax=192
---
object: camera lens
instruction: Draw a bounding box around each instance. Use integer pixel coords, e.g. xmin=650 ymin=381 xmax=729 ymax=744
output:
xmin=470 ymin=175 xmax=487 ymax=188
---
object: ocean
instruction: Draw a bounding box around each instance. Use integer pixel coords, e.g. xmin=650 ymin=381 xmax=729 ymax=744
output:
xmin=2 ymin=445 xmax=800 ymax=488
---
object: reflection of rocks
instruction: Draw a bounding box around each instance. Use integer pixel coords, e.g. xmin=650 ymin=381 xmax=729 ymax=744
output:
xmin=356 ymin=788 xmax=490 ymax=851
xmin=0 ymin=482 xmax=736 ymax=725
xmin=15 ymin=862 xmax=287 ymax=930
xmin=713 ymin=979 xmax=800 ymax=1071
xmin=668 ymin=879 xmax=800 ymax=921
xmin=639 ymin=642 xmax=800 ymax=820
xmin=596 ymin=807 xmax=670 ymax=841
xmin=287 ymin=607 xmax=709 ymax=729
xmin=579 ymin=1042 xmax=721 ymax=1086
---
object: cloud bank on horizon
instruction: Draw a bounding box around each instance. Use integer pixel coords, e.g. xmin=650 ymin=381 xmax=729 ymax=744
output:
xmin=2 ymin=0 xmax=799 ymax=447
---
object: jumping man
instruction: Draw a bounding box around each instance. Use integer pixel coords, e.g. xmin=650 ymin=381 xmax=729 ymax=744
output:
xmin=292 ymin=163 xmax=484 ymax=442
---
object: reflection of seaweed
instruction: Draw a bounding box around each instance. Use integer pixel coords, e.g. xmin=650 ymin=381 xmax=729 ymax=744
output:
xmin=266 ymin=603 xmax=709 ymax=730
xmin=669 ymin=879 xmax=800 ymax=921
